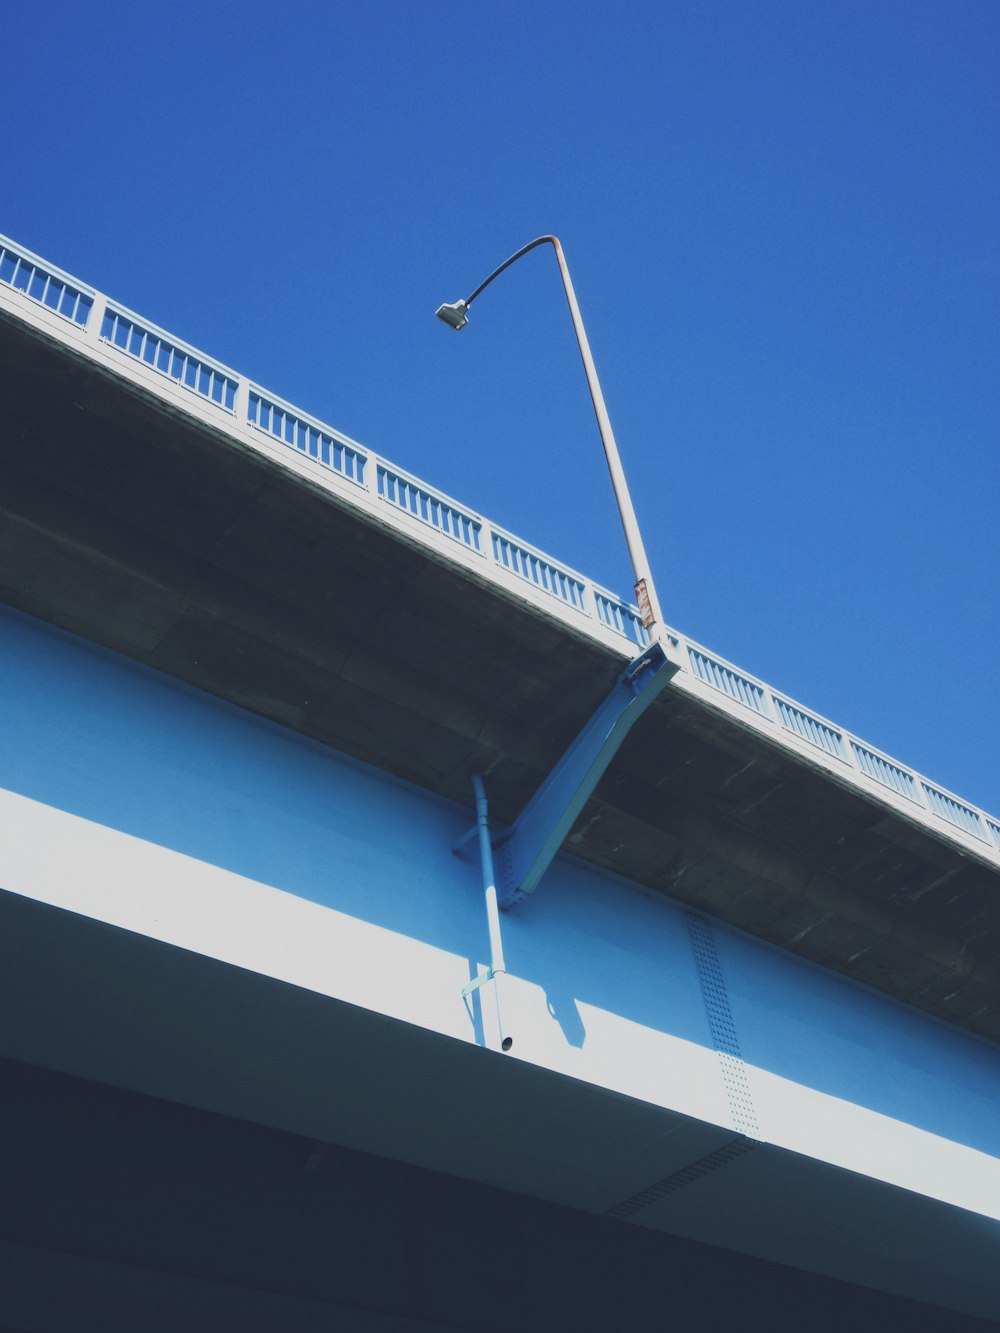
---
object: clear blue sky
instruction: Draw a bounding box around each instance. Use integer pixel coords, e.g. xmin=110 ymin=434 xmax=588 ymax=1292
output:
xmin=3 ymin=1 xmax=997 ymax=815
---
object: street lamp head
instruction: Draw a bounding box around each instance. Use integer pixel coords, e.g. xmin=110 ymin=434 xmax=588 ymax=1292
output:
xmin=435 ymin=299 xmax=469 ymax=331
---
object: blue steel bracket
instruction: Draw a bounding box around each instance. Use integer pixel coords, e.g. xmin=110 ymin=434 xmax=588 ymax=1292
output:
xmin=461 ymin=968 xmax=501 ymax=1000
xmin=495 ymin=639 xmax=677 ymax=909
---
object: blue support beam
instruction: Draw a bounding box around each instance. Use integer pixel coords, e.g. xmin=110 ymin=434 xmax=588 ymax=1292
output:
xmin=495 ymin=641 xmax=677 ymax=908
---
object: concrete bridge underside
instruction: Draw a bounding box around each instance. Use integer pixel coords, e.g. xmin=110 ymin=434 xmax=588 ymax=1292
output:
xmin=2 ymin=290 xmax=1000 ymax=1330
xmin=0 ymin=1050 xmax=992 ymax=1333
xmin=1 ymin=307 xmax=998 ymax=1044
xmin=0 ymin=887 xmax=996 ymax=1331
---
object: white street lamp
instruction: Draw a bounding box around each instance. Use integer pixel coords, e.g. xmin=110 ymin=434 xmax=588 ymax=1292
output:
xmin=436 ymin=235 xmax=663 ymax=633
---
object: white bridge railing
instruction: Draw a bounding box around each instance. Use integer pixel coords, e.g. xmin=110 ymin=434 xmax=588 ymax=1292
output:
xmin=2 ymin=230 xmax=998 ymax=867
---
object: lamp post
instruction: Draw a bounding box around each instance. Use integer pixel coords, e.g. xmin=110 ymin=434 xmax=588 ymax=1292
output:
xmin=436 ymin=235 xmax=663 ymax=634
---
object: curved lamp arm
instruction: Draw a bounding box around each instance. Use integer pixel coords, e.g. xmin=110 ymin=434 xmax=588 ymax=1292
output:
xmin=436 ymin=235 xmax=663 ymax=633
